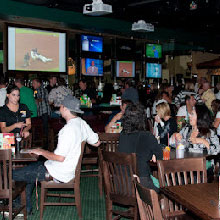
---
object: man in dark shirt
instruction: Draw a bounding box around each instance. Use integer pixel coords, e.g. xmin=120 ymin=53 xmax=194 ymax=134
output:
xmin=79 ymin=79 xmax=97 ymax=103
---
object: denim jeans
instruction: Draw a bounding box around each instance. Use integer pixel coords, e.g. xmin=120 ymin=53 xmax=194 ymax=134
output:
xmin=12 ymin=161 xmax=47 ymax=213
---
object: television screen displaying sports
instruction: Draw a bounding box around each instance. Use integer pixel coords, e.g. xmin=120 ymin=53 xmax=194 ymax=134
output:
xmin=146 ymin=63 xmax=162 ymax=78
xmin=0 ymin=50 xmax=3 ymax=64
xmin=146 ymin=44 xmax=162 ymax=59
xmin=81 ymin=58 xmax=103 ymax=76
xmin=8 ymin=26 xmax=66 ymax=72
xmin=116 ymin=61 xmax=135 ymax=77
xmin=81 ymin=35 xmax=103 ymax=53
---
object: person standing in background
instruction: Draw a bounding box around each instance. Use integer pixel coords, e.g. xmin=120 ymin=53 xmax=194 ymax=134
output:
xmin=15 ymin=78 xmax=37 ymax=118
xmin=32 ymin=78 xmax=50 ymax=147
xmin=0 ymin=77 xmax=7 ymax=107
xmin=46 ymin=76 xmax=57 ymax=94
xmin=201 ymin=81 xmax=216 ymax=112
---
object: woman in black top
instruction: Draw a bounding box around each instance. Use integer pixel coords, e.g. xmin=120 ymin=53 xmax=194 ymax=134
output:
xmin=118 ymin=103 xmax=163 ymax=192
xmin=155 ymin=102 xmax=177 ymax=146
xmin=0 ymin=85 xmax=31 ymax=138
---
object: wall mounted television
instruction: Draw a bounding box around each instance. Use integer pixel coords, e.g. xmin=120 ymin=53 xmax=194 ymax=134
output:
xmin=7 ymin=25 xmax=66 ymax=73
xmin=0 ymin=50 xmax=3 ymax=64
xmin=81 ymin=58 xmax=103 ymax=76
xmin=81 ymin=34 xmax=103 ymax=53
xmin=146 ymin=44 xmax=162 ymax=59
xmin=146 ymin=63 xmax=162 ymax=78
xmin=116 ymin=61 xmax=135 ymax=77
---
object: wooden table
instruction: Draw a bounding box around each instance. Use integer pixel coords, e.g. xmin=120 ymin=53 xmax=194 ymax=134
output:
xmin=12 ymin=152 xmax=38 ymax=162
xmin=161 ymin=183 xmax=220 ymax=220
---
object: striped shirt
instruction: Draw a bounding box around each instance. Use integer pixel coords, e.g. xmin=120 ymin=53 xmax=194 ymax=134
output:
xmin=35 ymin=85 xmax=51 ymax=116
xmin=174 ymin=90 xmax=202 ymax=107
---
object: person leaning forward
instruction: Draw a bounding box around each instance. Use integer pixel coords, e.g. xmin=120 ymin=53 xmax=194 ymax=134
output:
xmin=12 ymin=95 xmax=101 ymax=215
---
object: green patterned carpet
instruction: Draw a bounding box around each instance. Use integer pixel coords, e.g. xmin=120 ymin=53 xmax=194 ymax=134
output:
xmin=29 ymin=177 xmax=106 ymax=220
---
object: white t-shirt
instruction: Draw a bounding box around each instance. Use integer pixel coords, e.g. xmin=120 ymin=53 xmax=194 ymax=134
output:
xmin=216 ymin=111 xmax=220 ymax=136
xmin=45 ymin=117 xmax=98 ymax=183
xmin=0 ymin=88 xmax=7 ymax=107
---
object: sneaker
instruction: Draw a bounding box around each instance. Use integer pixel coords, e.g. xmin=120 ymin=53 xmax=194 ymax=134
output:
xmin=1 ymin=211 xmax=24 ymax=217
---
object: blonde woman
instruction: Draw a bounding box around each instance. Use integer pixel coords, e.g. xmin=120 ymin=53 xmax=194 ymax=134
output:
xmin=154 ymin=102 xmax=177 ymax=146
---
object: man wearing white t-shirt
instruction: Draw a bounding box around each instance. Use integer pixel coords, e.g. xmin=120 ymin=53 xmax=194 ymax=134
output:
xmin=176 ymin=95 xmax=196 ymax=127
xmin=13 ymin=95 xmax=100 ymax=215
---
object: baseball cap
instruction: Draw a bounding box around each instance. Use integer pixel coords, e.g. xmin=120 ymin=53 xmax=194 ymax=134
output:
xmin=61 ymin=95 xmax=84 ymax=114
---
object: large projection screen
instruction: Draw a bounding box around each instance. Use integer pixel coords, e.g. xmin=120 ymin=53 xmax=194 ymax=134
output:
xmin=8 ymin=26 xmax=66 ymax=72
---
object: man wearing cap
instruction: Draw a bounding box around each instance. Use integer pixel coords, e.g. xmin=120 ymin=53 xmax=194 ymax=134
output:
xmin=12 ymin=95 xmax=100 ymax=215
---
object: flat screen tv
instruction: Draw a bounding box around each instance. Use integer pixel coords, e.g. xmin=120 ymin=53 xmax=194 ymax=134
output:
xmin=7 ymin=26 xmax=66 ymax=72
xmin=146 ymin=44 xmax=162 ymax=59
xmin=81 ymin=34 xmax=103 ymax=53
xmin=81 ymin=58 xmax=103 ymax=76
xmin=0 ymin=50 xmax=3 ymax=64
xmin=116 ymin=61 xmax=135 ymax=78
xmin=146 ymin=63 xmax=162 ymax=78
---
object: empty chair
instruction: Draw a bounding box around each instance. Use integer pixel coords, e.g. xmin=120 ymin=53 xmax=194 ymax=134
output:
xmin=102 ymin=151 xmax=138 ymax=220
xmin=135 ymin=178 xmax=162 ymax=220
xmin=98 ymin=133 xmax=120 ymax=196
xmin=40 ymin=142 xmax=86 ymax=220
xmin=0 ymin=149 xmax=27 ymax=220
xmin=157 ymin=157 xmax=207 ymax=219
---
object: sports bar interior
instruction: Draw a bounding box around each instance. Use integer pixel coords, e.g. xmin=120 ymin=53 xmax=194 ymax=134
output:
xmin=1 ymin=0 xmax=220 ymax=220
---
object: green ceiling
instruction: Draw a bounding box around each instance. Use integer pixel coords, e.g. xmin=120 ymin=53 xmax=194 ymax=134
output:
xmin=0 ymin=0 xmax=217 ymax=52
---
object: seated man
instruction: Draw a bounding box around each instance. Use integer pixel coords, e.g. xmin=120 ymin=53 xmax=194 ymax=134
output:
xmin=12 ymin=95 xmax=100 ymax=215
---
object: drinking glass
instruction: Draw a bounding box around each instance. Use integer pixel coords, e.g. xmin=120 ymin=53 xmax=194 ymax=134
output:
xmin=15 ymin=133 xmax=22 ymax=153
xmin=163 ymin=147 xmax=170 ymax=160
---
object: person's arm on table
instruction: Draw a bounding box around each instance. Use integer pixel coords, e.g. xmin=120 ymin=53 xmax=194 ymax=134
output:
xmin=30 ymin=148 xmax=65 ymax=162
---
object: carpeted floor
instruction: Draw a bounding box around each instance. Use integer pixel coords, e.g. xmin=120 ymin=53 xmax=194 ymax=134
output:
xmin=29 ymin=177 xmax=106 ymax=220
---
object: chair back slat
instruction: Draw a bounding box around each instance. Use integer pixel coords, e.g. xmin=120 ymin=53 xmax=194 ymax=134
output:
xmin=98 ymin=133 xmax=120 ymax=152
xmin=135 ymin=180 xmax=163 ymax=220
xmin=21 ymin=133 xmax=32 ymax=149
xmin=102 ymin=151 xmax=136 ymax=198
xmin=0 ymin=150 xmax=12 ymax=199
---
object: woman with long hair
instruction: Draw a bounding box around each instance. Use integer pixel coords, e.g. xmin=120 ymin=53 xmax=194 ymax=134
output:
xmin=171 ymin=104 xmax=220 ymax=154
xmin=0 ymin=85 xmax=31 ymax=138
xmin=118 ymin=103 xmax=162 ymax=192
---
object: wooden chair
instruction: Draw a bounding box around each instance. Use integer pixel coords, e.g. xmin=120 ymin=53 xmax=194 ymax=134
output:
xmin=40 ymin=142 xmax=86 ymax=220
xmin=157 ymin=157 xmax=207 ymax=219
xmin=21 ymin=133 xmax=32 ymax=149
xmin=98 ymin=133 xmax=120 ymax=196
xmin=102 ymin=151 xmax=138 ymax=220
xmin=0 ymin=149 xmax=27 ymax=220
xmin=135 ymin=178 xmax=163 ymax=220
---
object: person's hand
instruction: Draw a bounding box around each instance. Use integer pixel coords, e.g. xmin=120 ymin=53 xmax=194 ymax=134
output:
xmin=22 ymin=131 xmax=30 ymax=139
xmin=173 ymin=133 xmax=182 ymax=142
xmin=15 ymin=122 xmax=26 ymax=128
xmin=155 ymin=115 xmax=161 ymax=123
xmin=30 ymin=148 xmax=46 ymax=156
xmin=113 ymin=112 xmax=123 ymax=122
xmin=190 ymin=129 xmax=199 ymax=140
xmin=150 ymin=154 xmax=157 ymax=163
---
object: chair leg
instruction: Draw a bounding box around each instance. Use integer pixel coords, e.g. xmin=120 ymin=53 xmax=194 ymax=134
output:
xmin=40 ymin=185 xmax=45 ymax=220
xmin=75 ymin=185 xmax=82 ymax=219
xmin=105 ymin=197 xmax=112 ymax=220
xmin=98 ymin=167 xmax=103 ymax=197
xmin=9 ymin=198 xmax=12 ymax=220
xmin=21 ymin=189 xmax=27 ymax=220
